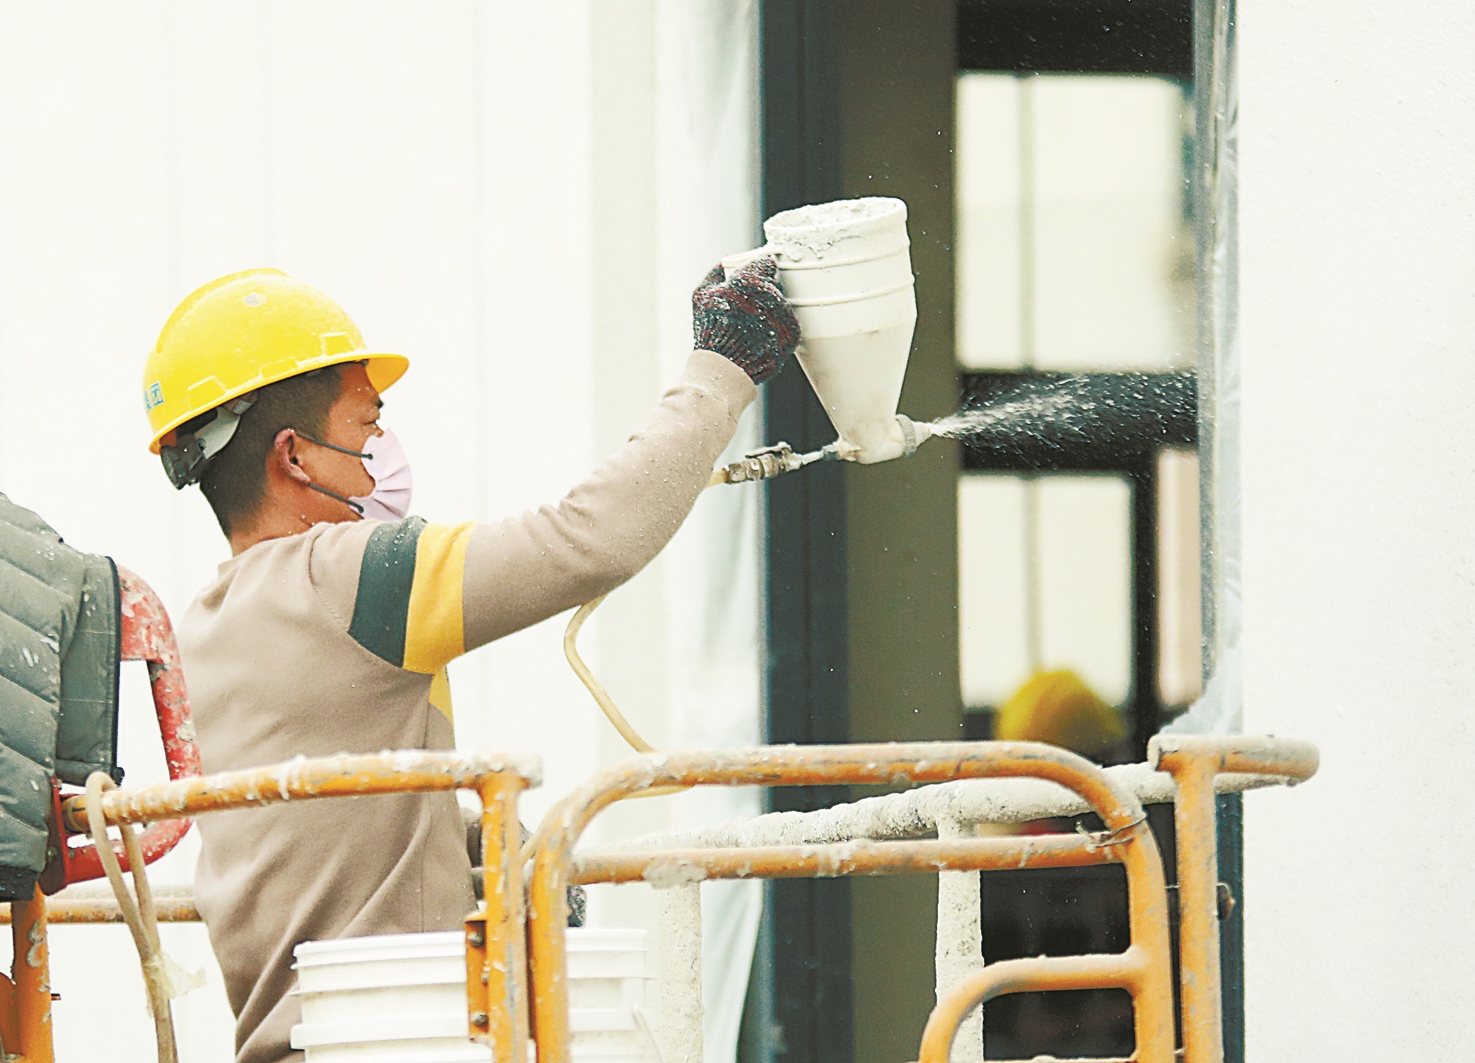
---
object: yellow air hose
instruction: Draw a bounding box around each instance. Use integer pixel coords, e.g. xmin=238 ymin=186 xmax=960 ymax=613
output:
xmin=559 ymin=467 xmax=731 ymax=798
xmin=563 ymin=596 xmax=659 ymax=756
xmin=524 ymin=469 xmax=736 ymax=866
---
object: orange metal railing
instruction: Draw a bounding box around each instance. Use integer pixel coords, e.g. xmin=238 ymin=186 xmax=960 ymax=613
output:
xmin=0 ymin=751 xmax=540 ymax=1063
xmin=524 ymin=740 xmax=1179 ymax=1063
xmin=1 ymin=735 xmax=1315 ymax=1063
xmin=1144 ymin=734 xmax=1317 ymax=1063
xmin=0 ymin=891 xmax=199 ymax=925
xmin=0 ymin=889 xmax=53 ymax=1063
xmin=913 ymin=734 xmax=1317 ymax=1063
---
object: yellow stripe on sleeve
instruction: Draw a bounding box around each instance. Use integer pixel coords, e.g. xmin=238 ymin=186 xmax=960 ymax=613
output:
xmin=403 ymin=521 xmax=476 ymax=675
xmin=427 ymin=668 xmax=454 ymax=722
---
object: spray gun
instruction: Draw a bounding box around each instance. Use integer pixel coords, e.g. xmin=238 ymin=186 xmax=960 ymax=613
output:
xmin=574 ymin=197 xmax=1199 ymax=769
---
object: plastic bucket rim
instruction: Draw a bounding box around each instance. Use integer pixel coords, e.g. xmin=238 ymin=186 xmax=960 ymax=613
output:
xmin=765 ymin=198 xmax=909 ymax=265
xmin=297 ymin=1047 xmax=490 ymax=1063
xmin=721 ymin=231 xmax=908 ymax=278
xmin=291 ymin=974 xmax=467 ymax=997
xmin=295 ymin=930 xmax=462 ymax=958
xmin=291 ymin=1016 xmax=468 ymax=1047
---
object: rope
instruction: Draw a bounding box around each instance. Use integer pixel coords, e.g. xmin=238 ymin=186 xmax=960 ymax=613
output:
xmin=85 ymin=772 xmax=179 ymax=1063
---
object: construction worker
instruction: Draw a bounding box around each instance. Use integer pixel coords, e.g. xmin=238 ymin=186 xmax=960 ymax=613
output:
xmin=994 ymin=669 xmax=1130 ymax=765
xmin=142 ymin=263 xmax=796 ymax=1063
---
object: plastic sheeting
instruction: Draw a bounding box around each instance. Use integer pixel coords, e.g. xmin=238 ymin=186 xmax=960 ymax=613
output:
xmin=577 ymin=5 xmax=765 ymax=1059
xmin=1165 ymin=0 xmax=1239 ymax=737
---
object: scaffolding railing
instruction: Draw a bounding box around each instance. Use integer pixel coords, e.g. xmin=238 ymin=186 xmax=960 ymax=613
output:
xmin=0 ymin=751 xmax=540 ymax=1063
xmin=6 ymin=736 xmax=1316 ymax=1063
xmin=530 ymin=740 xmax=1191 ymax=1063
xmin=553 ymin=734 xmax=1316 ymax=1063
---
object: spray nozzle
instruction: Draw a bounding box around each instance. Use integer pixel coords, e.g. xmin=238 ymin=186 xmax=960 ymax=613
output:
xmin=826 ymin=414 xmax=935 ymax=464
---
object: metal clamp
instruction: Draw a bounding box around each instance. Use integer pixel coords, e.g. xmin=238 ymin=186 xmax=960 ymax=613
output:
xmin=896 ymin=414 xmax=920 ymax=457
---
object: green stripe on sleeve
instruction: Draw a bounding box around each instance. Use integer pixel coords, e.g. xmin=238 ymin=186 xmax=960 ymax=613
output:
xmin=348 ymin=517 xmax=427 ymax=666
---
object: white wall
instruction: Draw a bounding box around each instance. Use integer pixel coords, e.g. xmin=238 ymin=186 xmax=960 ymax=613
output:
xmin=1240 ymin=1 xmax=1475 ymax=1057
xmin=0 ymin=4 xmax=761 ymax=1061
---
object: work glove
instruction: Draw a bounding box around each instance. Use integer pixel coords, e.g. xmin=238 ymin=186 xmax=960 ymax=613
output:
xmin=691 ymin=258 xmax=800 ymax=384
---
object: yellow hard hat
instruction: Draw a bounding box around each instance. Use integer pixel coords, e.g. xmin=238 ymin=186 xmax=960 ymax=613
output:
xmin=994 ymin=669 xmax=1127 ymax=759
xmin=143 ymin=268 xmax=409 ymax=463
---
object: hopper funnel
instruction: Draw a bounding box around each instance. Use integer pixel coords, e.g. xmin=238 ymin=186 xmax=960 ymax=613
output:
xmin=725 ymin=197 xmax=919 ymax=464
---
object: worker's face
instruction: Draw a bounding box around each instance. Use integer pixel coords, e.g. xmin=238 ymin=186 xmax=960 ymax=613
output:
xmin=300 ymin=363 xmax=383 ymax=507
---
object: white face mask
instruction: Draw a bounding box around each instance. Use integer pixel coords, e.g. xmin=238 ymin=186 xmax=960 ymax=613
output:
xmin=350 ymin=427 xmax=414 ymax=521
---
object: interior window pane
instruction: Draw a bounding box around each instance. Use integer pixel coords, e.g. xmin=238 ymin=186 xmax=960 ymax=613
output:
xmin=959 ymin=475 xmax=1030 ymax=707
xmin=1031 ymin=75 xmax=1191 ymax=370
xmin=955 ymin=73 xmax=1023 ymax=370
xmin=1036 ymin=475 xmax=1132 ymax=704
xmin=959 ymin=474 xmax=1132 ymax=710
xmin=954 ymin=72 xmax=1193 ymax=372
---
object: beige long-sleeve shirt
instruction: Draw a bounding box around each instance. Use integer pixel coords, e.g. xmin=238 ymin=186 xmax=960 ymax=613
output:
xmin=179 ymin=352 xmax=755 ymax=1063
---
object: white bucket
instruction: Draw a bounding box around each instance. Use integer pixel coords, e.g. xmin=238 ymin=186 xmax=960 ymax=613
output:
xmin=724 ymin=196 xmax=918 ymax=464
xmin=290 ymin=928 xmax=657 ymax=1063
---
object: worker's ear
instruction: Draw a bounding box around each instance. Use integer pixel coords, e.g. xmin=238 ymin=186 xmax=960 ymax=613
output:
xmin=272 ymin=428 xmax=314 ymax=486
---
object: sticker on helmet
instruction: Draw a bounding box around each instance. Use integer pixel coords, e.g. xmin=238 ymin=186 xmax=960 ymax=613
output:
xmin=145 ymin=382 xmax=164 ymax=410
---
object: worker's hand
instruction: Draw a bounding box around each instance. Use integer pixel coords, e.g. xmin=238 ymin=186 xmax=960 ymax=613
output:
xmin=691 ymin=258 xmax=800 ymax=384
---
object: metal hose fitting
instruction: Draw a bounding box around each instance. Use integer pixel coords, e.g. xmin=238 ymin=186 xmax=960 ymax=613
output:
xmin=717 ymin=442 xmax=840 ymax=484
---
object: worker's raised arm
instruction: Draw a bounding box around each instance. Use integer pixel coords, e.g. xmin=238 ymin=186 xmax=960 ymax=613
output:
xmin=460 ymin=346 xmax=754 ymax=646
xmin=314 ymin=259 xmax=795 ymax=675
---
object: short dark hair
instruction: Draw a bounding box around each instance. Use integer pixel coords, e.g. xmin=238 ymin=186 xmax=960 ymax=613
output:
xmin=199 ymin=365 xmax=344 ymax=537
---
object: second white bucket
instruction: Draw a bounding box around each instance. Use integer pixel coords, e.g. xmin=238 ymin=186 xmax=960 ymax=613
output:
xmin=725 ymin=196 xmax=918 ymax=464
xmin=290 ymin=928 xmax=658 ymax=1063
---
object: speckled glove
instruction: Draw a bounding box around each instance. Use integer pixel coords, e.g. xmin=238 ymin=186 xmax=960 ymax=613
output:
xmin=691 ymin=258 xmax=800 ymax=384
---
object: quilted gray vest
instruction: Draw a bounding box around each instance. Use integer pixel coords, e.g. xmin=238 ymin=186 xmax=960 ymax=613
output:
xmin=0 ymin=493 xmax=120 ymax=900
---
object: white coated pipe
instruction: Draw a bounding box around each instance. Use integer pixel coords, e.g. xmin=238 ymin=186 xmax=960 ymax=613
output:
xmin=604 ymin=762 xmax=1293 ymax=854
xmin=934 ymin=818 xmax=985 ymax=1063
xmin=658 ymin=883 xmax=704 ymax=1063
